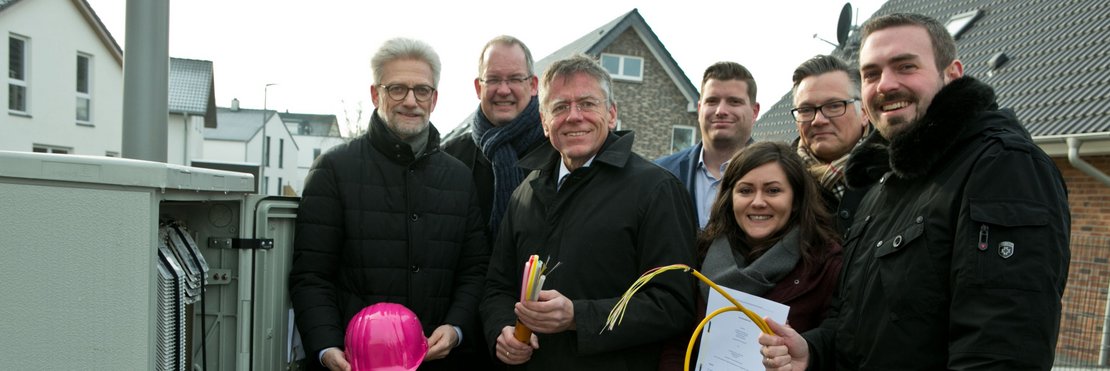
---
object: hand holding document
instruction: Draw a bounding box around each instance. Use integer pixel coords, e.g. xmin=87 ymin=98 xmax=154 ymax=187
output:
xmin=514 ymin=255 xmax=559 ymax=342
xmin=696 ymin=286 xmax=789 ymax=371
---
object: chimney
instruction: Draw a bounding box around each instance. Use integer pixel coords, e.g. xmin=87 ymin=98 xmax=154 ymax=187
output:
xmin=231 ymin=98 xmax=240 ymax=111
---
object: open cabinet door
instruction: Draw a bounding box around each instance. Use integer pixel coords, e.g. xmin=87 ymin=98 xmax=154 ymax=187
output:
xmin=243 ymin=195 xmax=299 ymax=370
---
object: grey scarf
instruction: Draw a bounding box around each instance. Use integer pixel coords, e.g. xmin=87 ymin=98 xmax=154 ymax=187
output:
xmin=700 ymin=228 xmax=801 ymax=299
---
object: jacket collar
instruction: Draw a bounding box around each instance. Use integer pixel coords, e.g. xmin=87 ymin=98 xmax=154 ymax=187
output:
xmin=518 ymin=130 xmax=634 ymax=172
xmin=366 ymin=109 xmax=441 ymax=165
xmin=846 ymin=76 xmax=1001 ymax=182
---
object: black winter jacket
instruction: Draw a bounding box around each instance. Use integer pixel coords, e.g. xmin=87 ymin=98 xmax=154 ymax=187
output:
xmin=481 ymin=131 xmax=698 ymax=370
xmin=441 ymin=122 xmax=550 ymax=232
xmin=803 ymin=77 xmax=1070 ymax=370
xmin=290 ymin=111 xmax=489 ymax=369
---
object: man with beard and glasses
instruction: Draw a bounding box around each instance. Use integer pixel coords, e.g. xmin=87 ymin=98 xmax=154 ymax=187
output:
xmin=788 ymin=55 xmax=871 ymax=234
xmin=759 ymin=13 xmax=1070 ymax=370
xmin=290 ymin=37 xmax=488 ymax=371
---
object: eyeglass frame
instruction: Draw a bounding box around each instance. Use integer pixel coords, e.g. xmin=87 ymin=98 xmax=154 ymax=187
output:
xmin=790 ymin=98 xmax=859 ymax=123
xmin=547 ymin=98 xmax=605 ymax=118
xmin=378 ymin=84 xmax=436 ymax=102
xmin=478 ymin=75 xmax=533 ymax=88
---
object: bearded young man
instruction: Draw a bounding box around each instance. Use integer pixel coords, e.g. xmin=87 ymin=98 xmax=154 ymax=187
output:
xmin=759 ymin=13 xmax=1070 ymax=370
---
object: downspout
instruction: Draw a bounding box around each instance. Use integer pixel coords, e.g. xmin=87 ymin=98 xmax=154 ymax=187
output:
xmin=183 ymin=113 xmax=190 ymax=165
xmin=1036 ymin=133 xmax=1110 ymax=364
xmin=1068 ymin=137 xmax=1110 ymax=187
xmin=1068 ymin=137 xmax=1110 ymax=366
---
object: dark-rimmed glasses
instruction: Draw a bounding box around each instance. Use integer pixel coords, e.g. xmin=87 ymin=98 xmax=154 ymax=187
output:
xmin=380 ymin=84 xmax=436 ymax=102
xmin=790 ymin=99 xmax=858 ymax=123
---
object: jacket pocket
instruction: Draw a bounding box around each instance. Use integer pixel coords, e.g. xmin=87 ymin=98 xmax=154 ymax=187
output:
xmin=873 ymin=223 xmax=924 ymax=259
xmin=969 ymin=199 xmax=1049 ymax=228
xmin=968 ymin=200 xmax=1051 ymax=291
xmin=873 ymin=221 xmax=944 ymax=318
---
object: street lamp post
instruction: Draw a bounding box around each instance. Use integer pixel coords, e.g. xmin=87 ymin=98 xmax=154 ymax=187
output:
xmin=260 ymin=83 xmax=277 ymax=194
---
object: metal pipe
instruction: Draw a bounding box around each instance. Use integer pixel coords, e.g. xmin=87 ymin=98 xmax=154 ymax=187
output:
xmin=1068 ymin=138 xmax=1110 ymax=187
xmin=121 ymin=0 xmax=169 ymax=162
xmin=1033 ymin=132 xmax=1110 ymax=144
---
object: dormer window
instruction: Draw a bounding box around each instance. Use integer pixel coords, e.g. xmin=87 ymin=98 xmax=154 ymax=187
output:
xmin=601 ymin=53 xmax=643 ymax=81
xmin=945 ymin=10 xmax=982 ymax=40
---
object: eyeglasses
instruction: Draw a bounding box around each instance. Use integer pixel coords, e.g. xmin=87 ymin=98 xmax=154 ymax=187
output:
xmin=548 ymin=98 xmax=603 ymax=118
xmin=379 ymin=84 xmax=436 ymax=102
xmin=479 ymin=75 xmax=532 ymax=88
xmin=790 ymin=99 xmax=858 ymax=123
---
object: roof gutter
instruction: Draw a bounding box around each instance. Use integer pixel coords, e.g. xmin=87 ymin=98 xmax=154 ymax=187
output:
xmin=1034 ymin=133 xmax=1110 ymax=188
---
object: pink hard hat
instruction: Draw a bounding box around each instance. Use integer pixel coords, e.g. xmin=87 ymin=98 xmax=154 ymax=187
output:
xmin=345 ymin=303 xmax=427 ymax=371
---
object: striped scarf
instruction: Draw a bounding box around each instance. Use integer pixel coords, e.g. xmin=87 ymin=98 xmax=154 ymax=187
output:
xmin=796 ymin=142 xmax=850 ymax=200
xmin=470 ymin=96 xmax=544 ymax=238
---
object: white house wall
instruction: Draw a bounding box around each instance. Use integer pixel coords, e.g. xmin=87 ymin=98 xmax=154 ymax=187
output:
xmin=167 ymin=113 xmax=205 ymax=165
xmin=202 ymin=139 xmax=246 ymax=162
xmin=202 ymin=114 xmax=299 ymax=195
xmin=291 ymin=134 xmax=345 ymax=195
xmin=0 ymin=0 xmax=123 ymax=155
xmin=261 ymin=116 xmax=299 ymax=195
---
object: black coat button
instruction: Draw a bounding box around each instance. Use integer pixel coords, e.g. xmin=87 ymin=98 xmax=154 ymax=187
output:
xmin=411 ymin=265 xmax=420 ymax=272
xmin=839 ymin=210 xmax=850 ymax=219
xmin=411 ymin=213 xmax=419 ymax=221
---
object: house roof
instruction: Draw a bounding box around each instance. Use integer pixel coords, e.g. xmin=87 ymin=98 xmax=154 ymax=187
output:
xmin=753 ymin=0 xmax=1110 ymax=142
xmin=1 ymin=0 xmax=123 ymax=65
xmin=169 ymin=58 xmax=217 ymax=128
xmin=280 ymin=111 xmax=341 ymax=137
xmin=209 ymin=107 xmax=273 ymax=142
xmin=534 ymin=9 xmax=699 ymax=109
xmin=445 ymin=8 xmax=699 ymax=143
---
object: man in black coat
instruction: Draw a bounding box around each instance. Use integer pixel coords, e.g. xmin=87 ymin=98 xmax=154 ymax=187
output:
xmin=760 ymin=13 xmax=1070 ymax=370
xmin=441 ymin=34 xmax=548 ymax=369
xmin=442 ymin=35 xmax=548 ymax=241
xmin=480 ymin=54 xmax=697 ymax=370
xmin=290 ymin=37 xmax=488 ymax=371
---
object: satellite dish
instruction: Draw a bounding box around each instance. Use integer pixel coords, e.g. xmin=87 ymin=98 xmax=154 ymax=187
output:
xmin=837 ymin=3 xmax=853 ymax=46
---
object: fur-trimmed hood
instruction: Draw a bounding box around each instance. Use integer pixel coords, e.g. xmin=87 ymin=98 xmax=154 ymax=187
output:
xmin=845 ymin=76 xmax=1003 ymax=186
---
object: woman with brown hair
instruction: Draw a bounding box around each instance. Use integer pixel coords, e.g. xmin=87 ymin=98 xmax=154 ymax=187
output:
xmin=697 ymin=141 xmax=842 ymax=332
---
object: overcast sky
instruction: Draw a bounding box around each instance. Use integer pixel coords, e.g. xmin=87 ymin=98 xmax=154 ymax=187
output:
xmin=86 ymin=0 xmax=884 ymax=135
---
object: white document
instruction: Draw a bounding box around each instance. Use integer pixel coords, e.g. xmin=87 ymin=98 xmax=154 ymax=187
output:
xmin=695 ymin=286 xmax=790 ymax=371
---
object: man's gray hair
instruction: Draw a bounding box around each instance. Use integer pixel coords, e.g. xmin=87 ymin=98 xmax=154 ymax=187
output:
xmin=478 ymin=35 xmax=535 ymax=77
xmin=791 ymin=55 xmax=860 ymax=98
xmin=371 ymin=37 xmax=442 ymax=87
xmin=538 ymin=54 xmax=614 ymax=113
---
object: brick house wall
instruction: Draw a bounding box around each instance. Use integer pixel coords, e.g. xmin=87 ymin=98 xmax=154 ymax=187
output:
xmin=601 ymin=29 xmax=698 ymax=161
xmin=1053 ymin=155 xmax=1110 ymax=365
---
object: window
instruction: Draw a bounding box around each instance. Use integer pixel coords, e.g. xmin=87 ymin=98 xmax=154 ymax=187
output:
xmin=105 ymin=151 xmax=119 ymax=157
xmin=671 ymin=125 xmax=696 ymax=154
xmin=600 ymin=53 xmax=643 ymax=81
xmin=264 ymin=136 xmax=271 ymax=167
xmin=9 ymin=35 xmax=29 ymax=114
xmin=945 ymin=10 xmax=982 ymax=40
xmin=278 ymin=177 xmax=283 ymax=194
xmin=278 ymin=139 xmax=284 ymax=168
xmin=32 ymin=144 xmax=71 ymax=154
xmin=262 ymin=176 xmax=269 ymax=195
xmin=76 ymin=54 xmax=92 ymax=125
xmin=299 ymin=122 xmax=310 ymax=135
xmin=313 ymin=148 xmax=322 ymax=160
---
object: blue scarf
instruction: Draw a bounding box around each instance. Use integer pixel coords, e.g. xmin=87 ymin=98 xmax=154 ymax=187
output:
xmin=470 ymin=96 xmax=544 ymax=237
